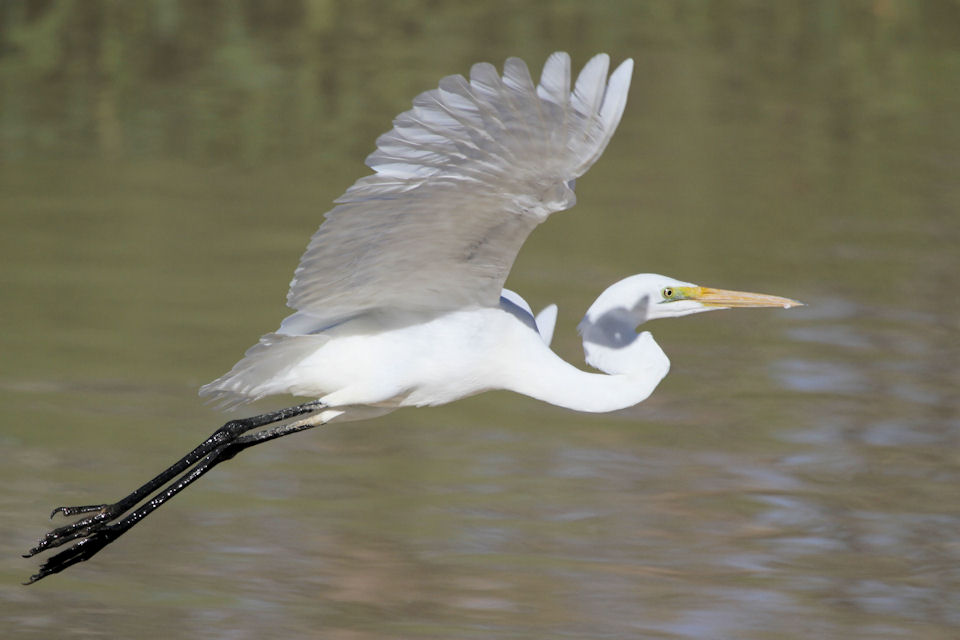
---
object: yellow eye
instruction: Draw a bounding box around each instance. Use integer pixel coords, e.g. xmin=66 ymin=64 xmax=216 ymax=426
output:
xmin=662 ymin=287 xmax=675 ymax=299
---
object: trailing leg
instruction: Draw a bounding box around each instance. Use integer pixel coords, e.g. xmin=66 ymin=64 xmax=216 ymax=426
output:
xmin=26 ymin=401 xmax=324 ymax=558
xmin=25 ymin=411 xmax=327 ymax=584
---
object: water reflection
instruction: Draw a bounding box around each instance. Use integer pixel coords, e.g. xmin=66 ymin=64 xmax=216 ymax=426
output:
xmin=3 ymin=2 xmax=960 ymax=639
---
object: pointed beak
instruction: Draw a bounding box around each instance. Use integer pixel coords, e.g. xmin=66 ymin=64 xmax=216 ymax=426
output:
xmin=683 ymin=286 xmax=803 ymax=309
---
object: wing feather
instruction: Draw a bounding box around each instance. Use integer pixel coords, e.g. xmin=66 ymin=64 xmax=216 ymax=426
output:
xmin=536 ymin=52 xmax=572 ymax=106
xmin=287 ymin=53 xmax=634 ymax=324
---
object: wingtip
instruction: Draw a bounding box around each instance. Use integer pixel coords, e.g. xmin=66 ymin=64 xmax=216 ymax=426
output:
xmin=586 ymin=52 xmax=611 ymax=66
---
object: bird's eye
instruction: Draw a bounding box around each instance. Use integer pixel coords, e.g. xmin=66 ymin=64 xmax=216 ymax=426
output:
xmin=662 ymin=287 xmax=675 ymax=299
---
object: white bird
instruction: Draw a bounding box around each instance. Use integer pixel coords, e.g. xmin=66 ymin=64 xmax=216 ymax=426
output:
xmin=26 ymin=52 xmax=800 ymax=583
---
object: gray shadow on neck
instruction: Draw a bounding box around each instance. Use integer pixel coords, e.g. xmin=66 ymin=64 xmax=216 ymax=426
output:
xmin=578 ymin=295 xmax=651 ymax=349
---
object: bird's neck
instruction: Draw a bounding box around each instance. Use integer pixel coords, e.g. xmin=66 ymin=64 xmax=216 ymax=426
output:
xmin=503 ymin=330 xmax=669 ymax=413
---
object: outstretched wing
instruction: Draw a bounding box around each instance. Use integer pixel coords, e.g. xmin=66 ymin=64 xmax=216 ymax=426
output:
xmin=287 ymin=52 xmax=633 ymax=324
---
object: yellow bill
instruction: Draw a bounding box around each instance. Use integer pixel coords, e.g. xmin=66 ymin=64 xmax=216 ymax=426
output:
xmin=676 ymin=286 xmax=803 ymax=309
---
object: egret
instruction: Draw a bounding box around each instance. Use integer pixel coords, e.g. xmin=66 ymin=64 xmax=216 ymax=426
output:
xmin=25 ymin=52 xmax=800 ymax=583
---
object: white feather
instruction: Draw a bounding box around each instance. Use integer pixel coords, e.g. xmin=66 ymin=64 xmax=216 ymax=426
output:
xmin=535 ymin=304 xmax=558 ymax=346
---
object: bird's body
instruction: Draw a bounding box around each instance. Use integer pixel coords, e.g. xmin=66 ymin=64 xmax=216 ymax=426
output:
xmin=26 ymin=52 xmax=800 ymax=584
xmin=203 ymin=296 xmax=669 ymax=419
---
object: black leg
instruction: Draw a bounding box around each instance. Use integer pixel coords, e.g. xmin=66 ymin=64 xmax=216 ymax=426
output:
xmin=24 ymin=401 xmax=326 ymax=583
xmin=26 ymin=400 xmax=324 ymax=557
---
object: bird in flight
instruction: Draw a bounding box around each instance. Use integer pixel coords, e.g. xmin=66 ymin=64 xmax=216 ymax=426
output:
xmin=25 ymin=52 xmax=800 ymax=583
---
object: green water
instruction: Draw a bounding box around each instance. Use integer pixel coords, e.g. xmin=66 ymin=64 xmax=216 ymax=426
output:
xmin=2 ymin=2 xmax=958 ymax=638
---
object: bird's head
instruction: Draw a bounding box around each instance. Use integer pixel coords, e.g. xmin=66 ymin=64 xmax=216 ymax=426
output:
xmin=580 ymin=273 xmax=801 ymax=338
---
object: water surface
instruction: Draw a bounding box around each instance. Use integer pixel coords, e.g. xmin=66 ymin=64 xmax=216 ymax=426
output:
xmin=2 ymin=3 xmax=958 ymax=639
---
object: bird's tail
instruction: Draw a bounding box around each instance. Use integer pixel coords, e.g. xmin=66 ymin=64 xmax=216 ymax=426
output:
xmin=199 ymin=333 xmax=330 ymax=409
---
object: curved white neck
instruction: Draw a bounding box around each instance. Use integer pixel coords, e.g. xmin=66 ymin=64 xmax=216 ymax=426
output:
xmin=502 ymin=330 xmax=670 ymax=413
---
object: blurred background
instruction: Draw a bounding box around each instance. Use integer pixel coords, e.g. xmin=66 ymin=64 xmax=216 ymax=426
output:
xmin=2 ymin=1 xmax=958 ymax=638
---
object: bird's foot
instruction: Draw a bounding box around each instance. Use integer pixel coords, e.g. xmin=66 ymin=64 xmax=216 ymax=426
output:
xmin=25 ymin=502 xmax=126 ymax=557
xmin=24 ymin=522 xmax=127 ymax=585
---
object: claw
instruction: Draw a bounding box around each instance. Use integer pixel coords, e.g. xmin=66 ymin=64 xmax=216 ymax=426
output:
xmin=24 ymin=526 xmax=124 ymax=584
xmin=26 ymin=526 xmax=88 ymax=557
xmin=28 ymin=504 xmax=122 ymax=557
xmin=50 ymin=504 xmax=109 ymax=519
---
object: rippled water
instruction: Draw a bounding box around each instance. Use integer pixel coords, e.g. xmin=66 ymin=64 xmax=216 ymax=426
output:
xmin=2 ymin=3 xmax=958 ymax=639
